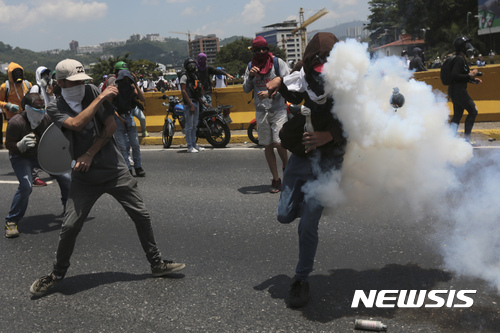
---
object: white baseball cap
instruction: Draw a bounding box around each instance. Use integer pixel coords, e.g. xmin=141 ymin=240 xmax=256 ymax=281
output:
xmin=55 ymin=59 xmax=92 ymax=81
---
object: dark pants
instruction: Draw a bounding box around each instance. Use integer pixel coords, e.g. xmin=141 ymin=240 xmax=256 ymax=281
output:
xmin=450 ymin=89 xmax=478 ymax=136
xmin=52 ymin=171 xmax=162 ymax=277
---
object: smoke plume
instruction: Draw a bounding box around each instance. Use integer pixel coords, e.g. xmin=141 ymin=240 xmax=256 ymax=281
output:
xmin=305 ymin=38 xmax=500 ymax=290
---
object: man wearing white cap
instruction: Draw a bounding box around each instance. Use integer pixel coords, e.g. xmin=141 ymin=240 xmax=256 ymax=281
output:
xmin=30 ymin=59 xmax=185 ymax=297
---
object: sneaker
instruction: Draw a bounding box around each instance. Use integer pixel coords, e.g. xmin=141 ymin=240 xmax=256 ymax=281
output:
xmin=194 ymin=145 xmax=205 ymax=152
xmin=151 ymin=260 xmax=186 ymax=277
xmin=33 ymin=178 xmax=47 ymax=187
xmin=30 ymin=273 xmax=62 ymax=296
xmin=141 ymin=131 xmax=150 ymax=137
xmin=135 ymin=167 xmax=146 ymax=177
xmin=270 ymin=178 xmax=282 ymax=193
xmin=128 ymin=156 xmax=134 ymax=167
xmin=289 ymin=279 xmax=310 ymax=308
xmin=5 ymin=221 xmax=19 ymax=238
xmin=187 ymin=147 xmax=199 ymax=153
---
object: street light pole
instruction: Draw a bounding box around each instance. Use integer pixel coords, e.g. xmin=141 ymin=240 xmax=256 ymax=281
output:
xmin=467 ymin=11 xmax=472 ymax=36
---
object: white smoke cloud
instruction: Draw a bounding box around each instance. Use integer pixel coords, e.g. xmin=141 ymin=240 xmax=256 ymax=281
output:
xmin=304 ymin=39 xmax=500 ymax=290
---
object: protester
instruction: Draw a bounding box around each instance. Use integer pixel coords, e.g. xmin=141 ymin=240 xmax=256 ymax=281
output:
xmin=449 ymin=37 xmax=482 ymax=145
xmin=0 ymin=62 xmax=47 ymax=186
xmin=243 ymin=36 xmax=290 ymax=193
xmin=30 ymin=59 xmax=185 ymax=297
xmin=4 ymin=93 xmax=71 ymax=238
xmin=30 ymin=66 xmax=56 ymax=106
xmin=267 ymin=32 xmax=347 ymax=308
xmin=213 ymin=67 xmax=228 ymax=88
xmin=477 ymin=54 xmax=486 ymax=67
xmin=180 ymin=57 xmax=205 ymax=153
xmin=409 ymin=47 xmax=427 ymax=72
xmin=196 ymin=53 xmax=235 ymax=110
xmin=113 ymin=69 xmax=146 ymax=177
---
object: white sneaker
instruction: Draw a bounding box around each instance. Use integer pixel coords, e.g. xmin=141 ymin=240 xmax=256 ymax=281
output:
xmin=194 ymin=145 xmax=205 ymax=151
xmin=187 ymin=147 xmax=199 ymax=153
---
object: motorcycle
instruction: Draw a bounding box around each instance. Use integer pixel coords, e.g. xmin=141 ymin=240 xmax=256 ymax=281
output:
xmin=159 ymin=95 xmax=233 ymax=148
xmin=247 ymin=118 xmax=259 ymax=144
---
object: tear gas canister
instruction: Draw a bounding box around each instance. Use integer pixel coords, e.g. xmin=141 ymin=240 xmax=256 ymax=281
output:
xmin=354 ymin=319 xmax=388 ymax=331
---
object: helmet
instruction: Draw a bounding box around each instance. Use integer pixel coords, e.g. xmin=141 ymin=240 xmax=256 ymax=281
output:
xmin=453 ymin=36 xmax=476 ymax=57
xmin=174 ymin=103 xmax=184 ymax=116
xmin=114 ymin=61 xmax=128 ymax=70
xmin=183 ymin=58 xmax=197 ymax=73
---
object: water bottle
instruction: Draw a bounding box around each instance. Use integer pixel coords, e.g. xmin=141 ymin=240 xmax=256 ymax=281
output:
xmin=301 ymin=106 xmax=314 ymax=151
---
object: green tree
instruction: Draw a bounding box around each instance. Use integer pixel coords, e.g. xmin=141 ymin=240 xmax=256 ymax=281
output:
xmin=366 ymin=0 xmax=492 ymax=57
xmin=214 ymin=37 xmax=286 ymax=77
xmin=90 ymin=54 xmax=161 ymax=85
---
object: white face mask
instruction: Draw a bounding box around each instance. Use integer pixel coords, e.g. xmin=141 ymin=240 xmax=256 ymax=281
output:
xmin=25 ymin=105 xmax=46 ymax=129
xmin=61 ymin=84 xmax=85 ymax=113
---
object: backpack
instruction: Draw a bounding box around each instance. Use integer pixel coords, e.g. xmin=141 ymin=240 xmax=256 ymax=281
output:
xmin=248 ymin=56 xmax=281 ymax=75
xmin=440 ymin=55 xmax=457 ymax=85
xmin=179 ymin=71 xmax=202 ymax=99
xmin=4 ymin=79 xmax=32 ymax=102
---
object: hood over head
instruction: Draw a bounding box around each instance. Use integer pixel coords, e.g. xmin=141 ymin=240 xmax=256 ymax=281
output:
xmin=300 ymin=32 xmax=339 ymax=86
xmin=8 ymin=62 xmax=24 ymax=84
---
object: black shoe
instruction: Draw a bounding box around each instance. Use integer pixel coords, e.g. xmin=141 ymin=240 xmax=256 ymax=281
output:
xmin=289 ymin=279 xmax=310 ymax=308
xmin=135 ymin=167 xmax=146 ymax=177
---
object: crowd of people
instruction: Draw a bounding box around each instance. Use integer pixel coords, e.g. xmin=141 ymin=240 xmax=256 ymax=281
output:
xmin=0 ymin=33 xmax=488 ymax=309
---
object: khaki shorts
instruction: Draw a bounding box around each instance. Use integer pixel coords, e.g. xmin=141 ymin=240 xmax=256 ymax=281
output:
xmin=256 ymin=109 xmax=288 ymax=146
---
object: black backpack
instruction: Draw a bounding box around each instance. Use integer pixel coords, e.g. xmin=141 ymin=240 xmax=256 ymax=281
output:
xmin=440 ymin=55 xmax=457 ymax=85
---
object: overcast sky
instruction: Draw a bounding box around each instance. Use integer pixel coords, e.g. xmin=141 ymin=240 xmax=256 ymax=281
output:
xmin=0 ymin=0 xmax=371 ymax=52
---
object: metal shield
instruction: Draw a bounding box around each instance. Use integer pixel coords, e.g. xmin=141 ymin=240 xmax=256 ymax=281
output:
xmin=37 ymin=123 xmax=73 ymax=175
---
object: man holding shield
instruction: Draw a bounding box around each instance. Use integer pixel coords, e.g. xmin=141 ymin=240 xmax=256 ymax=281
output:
xmin=4 ymin=93 xmax=71 ymax=238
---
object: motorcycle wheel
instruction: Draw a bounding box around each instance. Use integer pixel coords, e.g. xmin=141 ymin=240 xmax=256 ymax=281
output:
xmin=247 ymin=122 xmax=259 ymax=145
xmin=205 ymin=119 xmax=231 ymax=148
xmin=162 ymin=120 xmax=174 ymax=148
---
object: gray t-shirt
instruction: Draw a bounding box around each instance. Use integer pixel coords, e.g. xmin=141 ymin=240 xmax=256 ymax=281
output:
xmin=47 ymin=84 xmax=128 ymax=184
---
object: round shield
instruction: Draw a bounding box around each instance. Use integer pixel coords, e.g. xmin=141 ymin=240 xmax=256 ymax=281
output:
xmin=38 ymin=123 xmax=73 ymax=175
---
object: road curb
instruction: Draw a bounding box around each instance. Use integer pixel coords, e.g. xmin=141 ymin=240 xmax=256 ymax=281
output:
xmin=138 ymin=129 xmax=500 ymax=146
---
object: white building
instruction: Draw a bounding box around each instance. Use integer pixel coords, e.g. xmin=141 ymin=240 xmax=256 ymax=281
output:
xmin=77 ymin=45 xmax=104 ymax=55
xmin=256 ymin=20 xmax=303 ymax=64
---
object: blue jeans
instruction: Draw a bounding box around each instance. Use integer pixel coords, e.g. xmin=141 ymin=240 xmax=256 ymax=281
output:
xmin=6 ymin=155 xmax=70 ymax=223
xmin=183 ymin=100 xmax=200 ymax=148
xmin=114 ymin=114 xmax=141 ymax=170
xmin=132 ymin=106 xmax=147 ymax=133
xmin=277 ymin=152 xmax=343 ymax=281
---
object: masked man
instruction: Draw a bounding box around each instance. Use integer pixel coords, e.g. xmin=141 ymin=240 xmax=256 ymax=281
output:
xmin=4 ymin=93 xmax=70 ymax=238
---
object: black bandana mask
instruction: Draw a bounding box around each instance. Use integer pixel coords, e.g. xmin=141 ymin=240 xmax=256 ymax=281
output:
xmin=12 ymin=68 xmax=24 ymax=83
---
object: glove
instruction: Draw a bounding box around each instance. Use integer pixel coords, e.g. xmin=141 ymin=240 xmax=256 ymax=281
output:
xmin=6 ymin=102 xmax=20 ymax=113
xmin=16 ymin=133 xmax=36 ymax=153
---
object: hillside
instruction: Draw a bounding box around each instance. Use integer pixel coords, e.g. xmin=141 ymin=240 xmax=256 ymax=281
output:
xmin=0 ymin=21 xmax=367 ymax=75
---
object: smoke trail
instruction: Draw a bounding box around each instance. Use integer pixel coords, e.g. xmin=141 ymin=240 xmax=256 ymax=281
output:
xmin=304 ymin=39 xmax=500 ymax=289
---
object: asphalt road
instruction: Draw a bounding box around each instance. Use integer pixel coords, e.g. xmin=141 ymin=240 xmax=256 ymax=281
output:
xmin=1 ymin=146 xmax=500 ymax=332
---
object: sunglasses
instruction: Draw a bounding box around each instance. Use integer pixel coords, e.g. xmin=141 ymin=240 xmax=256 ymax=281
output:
xmin=253 ymin=47 xmax=269 ymax=53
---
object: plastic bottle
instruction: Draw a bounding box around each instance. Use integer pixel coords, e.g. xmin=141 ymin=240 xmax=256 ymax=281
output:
xmin=300 ymin=106 xmax=314 ymax=151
